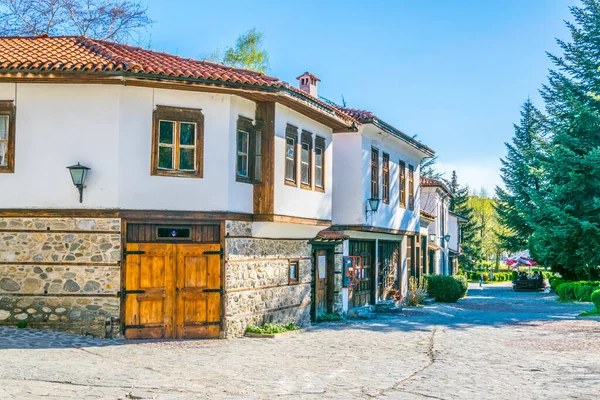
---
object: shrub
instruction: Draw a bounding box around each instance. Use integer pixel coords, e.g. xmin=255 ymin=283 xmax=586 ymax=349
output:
xmin=316 ymin=313 xmax=342 ymax=322
xmin=245 ymin=322 xmax=299 ymax=334
xmin=556 ymin=281 xmax=600 ymax=302
xmin=426 ymin=275 xmax=464 ymax=303
xmin=407 ymin=276 xmax=428 ymax=306
xmin=556 ymin=283 xmax=577 ymax=301
xmin=591 ymin=290 xmax=600 ymax=310
xmin=455 ymin=275 xmax=469 ymax=298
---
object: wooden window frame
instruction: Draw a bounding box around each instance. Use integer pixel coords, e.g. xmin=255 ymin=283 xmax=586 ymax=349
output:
xmin=314 ymin=136 xmax=326 ymax=192
xmin=289 ymin=260 xmax=300 ymax=284
xmin=0 ymin=101 xmax=16 ymax=173
xmin=371 ymin=147 xmax=379 ymax=199
xmin=408 ymin=164 xmax=415 ymax=211
xmin=285 ymin=124 xmax=298 ymax=187
xmin=382 ymin=152 xmax=390 ymax=204
xmin=300 ymin=130 xmax=313 ymax=190
xmin=236 ymin=116 xmax=260 ymax=184
xmin=151 ymin=105 xmax=204 ymax=178
xmin=399 ymin=160 xmax=406 ymax=208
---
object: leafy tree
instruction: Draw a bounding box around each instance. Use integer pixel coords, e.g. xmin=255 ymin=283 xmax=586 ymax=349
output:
xmin=529 ymin=0 xmax=600 ymax=280
xmin=210 ymin=28 xmax=269 ymax=73
xmin=495 ymin=99 xmax=547 ymax=253
xmin=0 ymin=0 xmax=152 ymax=43
xmin=449 ymin=171 xmax=483 ymax=270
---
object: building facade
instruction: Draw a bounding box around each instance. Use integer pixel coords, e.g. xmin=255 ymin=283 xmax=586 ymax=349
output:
xmin=0 ymin=36 xmax=435 ymax=337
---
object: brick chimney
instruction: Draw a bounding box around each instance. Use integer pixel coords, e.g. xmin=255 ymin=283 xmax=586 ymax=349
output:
xmin=296 ymin=72 xmax=320 ymax=97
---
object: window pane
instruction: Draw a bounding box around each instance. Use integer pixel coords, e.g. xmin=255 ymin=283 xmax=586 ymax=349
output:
xmin=180 ymin=148 xmax=195 ymax=170
xmin=301 ymin=162 xmax=309 ymax=184
xmin=158 ymin=146 xmax=173 ymax=169
xmin=0 ymin=142 xmax=7 ymax=166
xmin=255 ymin=131 xmax=262 ymax=155
xmin=290 ymin=263 xmax=298 ymax=279
xmin=237 ymin=154 xmax=248 ymax=177
xmin=286 ymin=137 xmax=295 ymax=159
xmin=0 ymin=116 xmax=8 ymax=140
xmin=254 ymin=155 xmax=261 ymax=181
xmin=238 ymin=131 xmax=248 ymax=154
xmin=316 ymin=167 xmax=322 ymax=187
xmin=285 ymin=159 xmax=295 ymax=181
xmin=159 ymin=121 xmax=174 ymax=144
xmin=180 ymin=123 xmax=195 ymax=145
xmin=301 ymin=142 xmax=309 ymax=163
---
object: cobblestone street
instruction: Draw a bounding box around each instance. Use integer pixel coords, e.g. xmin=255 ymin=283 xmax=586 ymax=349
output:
xmin=1 ymin=283 xmax=599 ymax=399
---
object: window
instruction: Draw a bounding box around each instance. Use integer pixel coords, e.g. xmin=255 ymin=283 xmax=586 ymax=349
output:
xmin=399 ymin=160 xmax=406 ymax=207
xmin=236 ymin=116 xmax=262 ymax=183
xmin=0 ymin=101 xmax=15 ymax=173
xmin=371 ymin=147 xmax=379 ymax=199
xmin=408 ymin=164 xmax=415 ymax=210
xmin=152 ymin=106 xmax=204 ymax=178
xmin=285 ymin=125 xmax=298 ymax=186
xmin=382 ymin=152 xmax=389 ymax=204
xmin=289 ymin=261 xmax=299 ymax=284
xmin=315 ymin=136 xmax=325 ymax=192
xmin=300 ymin=130 xmax=312 ymax=189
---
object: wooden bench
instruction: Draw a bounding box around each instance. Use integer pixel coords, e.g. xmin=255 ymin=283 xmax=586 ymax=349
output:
xmin=513 ymin=279 xmax=545 ymax=292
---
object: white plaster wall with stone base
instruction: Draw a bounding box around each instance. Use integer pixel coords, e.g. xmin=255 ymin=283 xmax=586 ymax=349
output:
xmin=0 ymin=217 xmax=121 ymax=337
xmin=223 ymin=221 xmax=312 ymax=337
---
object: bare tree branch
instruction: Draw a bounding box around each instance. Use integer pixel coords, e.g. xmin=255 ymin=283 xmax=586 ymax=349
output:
xmin=0 ymin=0 xmax=152 ymax=43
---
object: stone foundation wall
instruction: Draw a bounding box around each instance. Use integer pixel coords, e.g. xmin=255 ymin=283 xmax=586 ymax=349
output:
xmin=0 ymin=217 xmax=121 ymax=338
xmin=224 ymin=221 xmax=312 ymax=337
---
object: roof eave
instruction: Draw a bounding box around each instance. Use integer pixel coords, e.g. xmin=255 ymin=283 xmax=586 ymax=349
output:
xmin=362 ymin=117 xmax=435 ymax=157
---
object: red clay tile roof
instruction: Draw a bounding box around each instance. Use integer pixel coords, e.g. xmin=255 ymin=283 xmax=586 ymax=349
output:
xmin=316 ymin=229 xmax=349 ymax=240
xmin=420 ymin=210 xmax=437 ymax=221
xmin=421 ymin=176 xmax=453 ymax=197
xmin=336 ymin=107 xmax=376 ymax=121
xmin=335 ymin=106 xmax=434 ymax=156
xmin=0 ymin=35 xmax=283 ymax=87
xmin=0 ymin=36 xmax=358 ymax=126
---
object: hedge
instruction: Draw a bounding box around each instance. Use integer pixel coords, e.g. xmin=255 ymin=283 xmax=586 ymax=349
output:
xmin=426 ymin=275 xmax=467 ymax=303
xmin=555 ymin=281 xmax=600 ymax=302
xmin=591 ymin=290 xmax=600 ymax=310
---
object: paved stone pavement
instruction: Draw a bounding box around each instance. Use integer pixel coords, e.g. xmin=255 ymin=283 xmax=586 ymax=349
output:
xmin=1 ymin=282 xmax=599 ymax=399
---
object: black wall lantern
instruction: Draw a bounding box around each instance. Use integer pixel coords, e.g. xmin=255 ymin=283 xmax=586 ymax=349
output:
xmin=429 ymin=233 xmax=436 ymax=242
xmin=365 ymin=197 xmax=381 ymax=218
xmin=67 ymin=162 xmax=90 ymax=203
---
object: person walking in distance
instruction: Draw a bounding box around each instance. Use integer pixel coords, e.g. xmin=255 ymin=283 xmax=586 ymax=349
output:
xmin=479 ymin=274 xmax=484 ymax=287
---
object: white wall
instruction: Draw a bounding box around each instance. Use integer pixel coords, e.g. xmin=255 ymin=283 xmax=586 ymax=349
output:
xmin=332 ymin=132 xmax=363 ymax=225
xmin=447 ymin=214 xmax=459 ymax=252
xmin=0 ymin=83 xmax=258 ymax=213
xmin=0 ymin=83 xmax=120 ymax=208
xmin=332 ymin=123 xmax=425 ymax=233
xmin=273 ymin=103 xmax=333 ymax=220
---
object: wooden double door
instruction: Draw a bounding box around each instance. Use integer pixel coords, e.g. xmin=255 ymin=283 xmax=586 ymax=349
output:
xmin=123 ymin=243 xmax=221 ymax=339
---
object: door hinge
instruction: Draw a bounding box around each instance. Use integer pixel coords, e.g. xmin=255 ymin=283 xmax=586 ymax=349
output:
xmin=203 ymin=248 xmax=223 ymax=258
xmin=119 ymin=287 xmax=146 ymax=302
xmin=121 ymin=323 xmax=147 ymax=335
xmin=123 ymin=246 xmax=146 ymax=259
xmin=203 ymin=287 xmax=223 ymax=295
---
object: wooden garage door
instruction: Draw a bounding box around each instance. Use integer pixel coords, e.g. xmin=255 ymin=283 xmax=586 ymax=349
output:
xmin=123 ymin=243 xmax=221 ymax=339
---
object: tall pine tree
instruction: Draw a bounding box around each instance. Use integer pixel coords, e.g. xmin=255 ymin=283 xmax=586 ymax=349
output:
xmin=449 ymin=171 xmax=483 ymax=270
xmin=495 ymin=99 xmax=547 ymax=253
xmin=529 ymin=0 xmax=600 ymax=280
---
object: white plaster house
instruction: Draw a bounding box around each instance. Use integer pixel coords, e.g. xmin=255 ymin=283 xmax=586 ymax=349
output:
xmin=0 ymin=36 xmax=435 ymax=338
xmin=330 ymin=108 xmax=435 ymax=310
xmin=420 ymin=177 xmax=459 ymax=275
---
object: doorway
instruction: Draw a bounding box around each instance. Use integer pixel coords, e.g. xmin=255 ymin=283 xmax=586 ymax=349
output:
xmin=122 ymin=243 xmax=222 ymax=339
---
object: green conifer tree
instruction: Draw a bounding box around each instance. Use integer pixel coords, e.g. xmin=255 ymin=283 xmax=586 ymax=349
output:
xmin=529 ymin=0 xmax=600 ymax=280
xmin=495 ymin=99 xmax=547 ymax=253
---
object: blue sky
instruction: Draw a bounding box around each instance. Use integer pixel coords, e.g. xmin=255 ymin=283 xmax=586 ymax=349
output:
xmin=144 ymin=0 xmax=578 ymax=194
